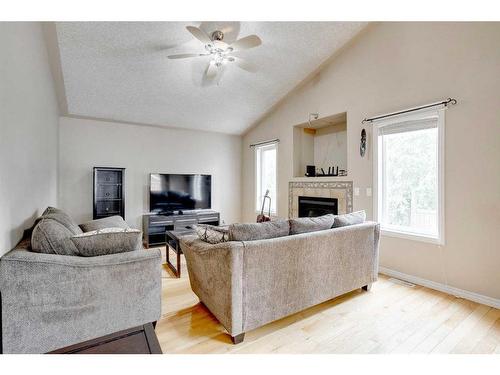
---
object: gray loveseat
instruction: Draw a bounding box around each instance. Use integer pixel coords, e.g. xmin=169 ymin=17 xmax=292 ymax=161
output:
xmin=0 ymin=212 xmax=162 ymax=354
xmin=180 ymin=221 xmax=380 ymax=344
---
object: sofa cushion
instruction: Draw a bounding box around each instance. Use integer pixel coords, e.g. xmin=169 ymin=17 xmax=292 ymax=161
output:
xmin=229 ymin=220 xmax=289 ymax=241
xmin=333 ymin=210 xmax=366 ymax=228
xmin=289 ymin=214 xmax=335 ymax=235
xmin=40 ymin=206 xmax=83 ymax=235
xmin=79 ymin=215 xmax=130 ymax=232
xmin=194 ymin=224 xmax=229 ymax=244
xmin=70 ymin=228 xmax=142 ymax=257
xmin=31 ymin=218 xmax=80 ymax=256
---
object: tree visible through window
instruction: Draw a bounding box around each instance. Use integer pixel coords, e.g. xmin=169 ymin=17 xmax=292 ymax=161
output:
xmin=375 ymin=109 xmax=444 ymax=243
xmin=255 ymin=143 xmax=277 ymax=214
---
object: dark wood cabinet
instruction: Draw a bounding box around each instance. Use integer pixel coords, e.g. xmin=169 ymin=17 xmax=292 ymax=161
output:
xmin=48 ymin=323 xmax=161 ymax=354
xmin=93 ymin=167 xmax=125 ymax=220
xmin=143 ymin=211 xmax=220 ymax=248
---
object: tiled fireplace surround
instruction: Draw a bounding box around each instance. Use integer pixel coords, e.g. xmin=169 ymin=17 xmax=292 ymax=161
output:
xmin=288 ymin=181 xmax=353 ymax=218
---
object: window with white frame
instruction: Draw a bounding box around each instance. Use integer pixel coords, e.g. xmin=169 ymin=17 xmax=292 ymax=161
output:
xmin=374 ymin=108 xmax=445 ymax=244
xmin=255 ymin=143 xmax=277 ymax=214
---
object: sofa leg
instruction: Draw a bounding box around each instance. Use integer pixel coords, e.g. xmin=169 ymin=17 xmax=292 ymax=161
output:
xmin=362 ymin=284 xmax=372 ymax=291
xmin=231 ymin=333 xmax=245 ymax=344
xmin=152 ymin=321 xmax=157 ymax=329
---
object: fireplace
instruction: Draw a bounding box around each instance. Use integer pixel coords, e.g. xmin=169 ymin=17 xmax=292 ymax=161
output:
xmin=289 ymin=181 xmax=352 ymax=218
xmin=298 ymin=196 xmax=338 ymax=217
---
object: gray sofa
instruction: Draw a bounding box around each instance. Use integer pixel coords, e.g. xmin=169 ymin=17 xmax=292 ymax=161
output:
xmin=0 ymin=217 xmax=162 ymax=353
xmin=180 ymin=221 xmax=380 ymax=343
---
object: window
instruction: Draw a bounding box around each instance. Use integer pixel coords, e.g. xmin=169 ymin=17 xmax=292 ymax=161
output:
xmin=255 ymin=143 xmax=277 ymax=214
xmin=374 ymin=108 xmax=445 ymax=244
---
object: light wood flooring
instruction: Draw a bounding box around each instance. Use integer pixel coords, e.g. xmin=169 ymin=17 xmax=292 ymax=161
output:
xmin=154 ymin=247 xmax=500 ymax=354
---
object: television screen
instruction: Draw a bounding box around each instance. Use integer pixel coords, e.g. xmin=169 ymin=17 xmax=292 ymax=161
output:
xmin=149 ymin=174 xmax=211 ymax=213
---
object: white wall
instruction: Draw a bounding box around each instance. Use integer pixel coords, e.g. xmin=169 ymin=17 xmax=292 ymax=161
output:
xmin=242 ymin=22 xmax=500 ymax=299
xmin=0 ymin=22 xmax=60 ymax=256
xmin=59 ymin=117 xmax=242 ymax=229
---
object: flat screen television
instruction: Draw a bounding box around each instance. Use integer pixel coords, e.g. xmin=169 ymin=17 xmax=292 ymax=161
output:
xmin=149 ymin=173 xmax=211 ymax=213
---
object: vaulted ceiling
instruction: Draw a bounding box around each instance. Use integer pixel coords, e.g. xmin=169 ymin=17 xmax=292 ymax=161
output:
xmin=55 ymin=22 xmax=367 ymax=134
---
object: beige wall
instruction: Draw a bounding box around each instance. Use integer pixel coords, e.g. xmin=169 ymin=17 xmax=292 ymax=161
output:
xmin=242 ymin=22 xmax=500 ymax=299
xmin=0 ymin=22 xmax=60 ymax=256
xmin=59 ymin=117 xmax=242 ymax=229
xmin=313 ymin=124 xmax=347 ymax=173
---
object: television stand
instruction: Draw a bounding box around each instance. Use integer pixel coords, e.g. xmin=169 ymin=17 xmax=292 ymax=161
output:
xmin=142 ymin=210 xmax=220 ymax=248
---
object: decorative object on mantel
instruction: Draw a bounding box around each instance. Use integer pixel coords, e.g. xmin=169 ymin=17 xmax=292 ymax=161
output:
xmin=306 ymin=165 xmax=346 ymax=177
xmin=257 ymin=189 xmax=272 ymax=223
xmin=305 ymin=165 xmax=316 ymax=177
xmin=360 ymin=128 xmax=367 ymax=157
xmin=362 ymin=97 xmax=457 ymax=124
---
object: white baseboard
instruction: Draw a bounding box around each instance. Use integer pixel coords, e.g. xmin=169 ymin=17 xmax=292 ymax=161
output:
xmin=379 ymin=266 xmax=500 ymax=309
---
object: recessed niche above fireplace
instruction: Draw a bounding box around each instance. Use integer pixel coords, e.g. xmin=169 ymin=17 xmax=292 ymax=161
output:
xmin=293 ymin=112 xmax=347 ymax=178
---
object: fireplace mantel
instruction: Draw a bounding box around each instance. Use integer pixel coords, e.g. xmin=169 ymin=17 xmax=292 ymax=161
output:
xmin=290 ymin=176 xmax=350 ymax=183
xmin=288 ymin=181 xmax=353 ymax=218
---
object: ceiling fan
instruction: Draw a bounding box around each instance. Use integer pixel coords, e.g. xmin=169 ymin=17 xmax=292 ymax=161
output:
xmin=168 ymin=26 xmax=262 ymax=79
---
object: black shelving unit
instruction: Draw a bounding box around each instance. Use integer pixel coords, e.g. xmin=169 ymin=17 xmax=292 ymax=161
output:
xmin=93 ymin=167 xmax=125 ymax=220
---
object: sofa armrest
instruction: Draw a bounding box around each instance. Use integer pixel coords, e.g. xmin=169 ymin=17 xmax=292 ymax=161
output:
xmin=180 ymin=236 xmax=244 ymax=336
xmin=2 ymin=245 xmax=159 ymax=267
xmin=0 ymin=248 xmax=161 ymax=353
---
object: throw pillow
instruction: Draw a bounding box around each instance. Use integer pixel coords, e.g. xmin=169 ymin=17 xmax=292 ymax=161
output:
xmin=70 ymin=227 xmax=142 ymax=257
xmin=42 ymin=206 xmax=60 ymax=216
xmin=289 ymin=214 xmax=335 ymax=235
xmin=39 ymin=206 xmax=83 ymax=235
xmin=79 ymin=215 xmax=130 ymax=232
xmin=194 ymin=224 xmax=229 ymax=244
xmin=31 ymin=218 xmax=80 ymax=256
xmin=333 ymin=210 xmax=366 ymax=228
xmin=229 ymin=220 xmax=289 ymax=241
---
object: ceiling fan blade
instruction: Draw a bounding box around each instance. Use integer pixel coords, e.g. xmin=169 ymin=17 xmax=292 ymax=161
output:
xmin=215 ymin=65 xmax=227 ymax=86
xmin=229 ymin=35 xmax=262 ymax=51
xmin=205 ymin=61 xmax=218 ymax=79
xmin=167 ymin=53 xmax=208 ymax=59
xmin=186 ymin=26 xmax=212 ymax=44
xmin=233 ymin=57 xmax=258 ymax=73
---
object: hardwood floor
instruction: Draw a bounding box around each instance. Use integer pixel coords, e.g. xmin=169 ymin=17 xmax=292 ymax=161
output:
xmin=154 ymin=247 xmax=500 ymax=354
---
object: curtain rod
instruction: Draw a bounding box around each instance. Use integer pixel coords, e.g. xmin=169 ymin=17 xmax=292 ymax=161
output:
xmin=362 ymin=98 xmax=457 ymax=124
xmin=249 ymin=138 xmax=280 ymax=148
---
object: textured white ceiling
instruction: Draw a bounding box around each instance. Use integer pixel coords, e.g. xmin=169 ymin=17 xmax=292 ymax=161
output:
xmin=56 ymin=22 xmax=367 ymax=134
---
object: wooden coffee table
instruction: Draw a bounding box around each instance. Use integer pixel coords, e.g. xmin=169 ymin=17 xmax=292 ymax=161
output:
xmin=48 ymin=323 xmax=162 ymax=354
xmin=165 ymin=227 xmax=195 ymax=278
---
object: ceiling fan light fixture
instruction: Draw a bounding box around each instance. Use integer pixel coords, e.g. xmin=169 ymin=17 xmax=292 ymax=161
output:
xmin=211 ymin=30 xmax=224 ymax=41
xmin=168 ymin=26 xmax=263 ymax=80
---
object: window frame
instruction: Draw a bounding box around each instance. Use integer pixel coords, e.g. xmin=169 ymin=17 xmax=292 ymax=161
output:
xmin=372 ymin=107 xmax=445 ymax=245
xmin=254 ymin=142 xmax=278 ymax=215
